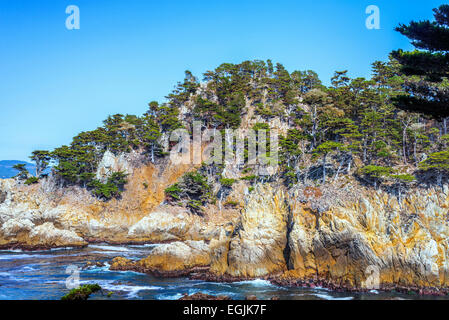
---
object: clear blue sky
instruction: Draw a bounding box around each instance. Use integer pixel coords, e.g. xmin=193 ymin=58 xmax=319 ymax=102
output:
xmin=0 ymin=0 xmax=446 ymax=161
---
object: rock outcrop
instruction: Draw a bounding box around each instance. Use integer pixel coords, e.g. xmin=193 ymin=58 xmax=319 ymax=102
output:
xmin=209 ymin=184 xmax=289 ymax=277
xmin=3 ymin=154 xmax=449 ymax=293
xmin=110 ymin=240 xmax=211 ymax=276
xmin=204 ymin=182 xmax=449 ymax=292
xmin=0 ymin=156 xmax=236 ymax=249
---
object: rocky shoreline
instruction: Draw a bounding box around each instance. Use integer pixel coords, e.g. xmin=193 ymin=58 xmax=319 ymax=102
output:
xmin=2 ymin=160 xmax=449 ymax=298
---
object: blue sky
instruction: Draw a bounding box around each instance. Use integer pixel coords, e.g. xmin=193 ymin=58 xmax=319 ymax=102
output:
xmin=0 ymin=0 xmax=446 ymax=161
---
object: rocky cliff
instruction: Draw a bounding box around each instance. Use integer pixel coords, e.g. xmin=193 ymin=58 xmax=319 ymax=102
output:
xmin=108 ymin=180 xmax=449 ymax=293
xmin=0 ymin=153 xmax=238 ymax=250
xmin=2 ymin=153 xmax=449 ymax=293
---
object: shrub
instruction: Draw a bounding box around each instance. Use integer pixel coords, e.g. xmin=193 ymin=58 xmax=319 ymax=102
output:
xmin=224 ymin=200 xmax=239 ymax=208
xmin=187 ymin=199 xmax=204 ymax=215
xmin=61 ymin=284 xmax=102 ymax=301
xmin=240 ymin=175 xmax=257 ymax=181
xmin=88 ymin=171 xmax=128 ymax=200
xmin=220 ymin=178 xmax=236 ymax=188
xmin=24 ymin=177 xmax=39 ymax=185
xmin=165 ymin=183 xmax=182 ymax=200
xmin=358 ymin=165 xmax=393 ymax=188
xmin=164 ymin=170 xmax=212 ymax=214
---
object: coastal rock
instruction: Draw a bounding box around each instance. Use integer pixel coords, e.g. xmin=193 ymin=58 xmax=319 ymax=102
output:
xmin=281 ymin=184 xmax=449 ymax=290
xmin=178 ymin=292 xmax=231 ymax=300
xmin=210 ymin=184 xmax=289 ymax=277
xmin=0 ymin=160 xmax=206 ymax=248
xmin=28 ymin=222 xmax=86 ymax=248
xmin=95 ymin=150 xmax=133 ymax=183
xmin=111 ymin=240 xmax=211 ymax=276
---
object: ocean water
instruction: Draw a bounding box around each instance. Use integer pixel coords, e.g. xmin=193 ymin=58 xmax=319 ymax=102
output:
xmin=0 ymin=244 xmax=445 ymax=300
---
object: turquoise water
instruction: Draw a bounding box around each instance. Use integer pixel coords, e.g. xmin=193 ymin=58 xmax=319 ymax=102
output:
xmin=0 ymin=244 xmax=443 ymax=300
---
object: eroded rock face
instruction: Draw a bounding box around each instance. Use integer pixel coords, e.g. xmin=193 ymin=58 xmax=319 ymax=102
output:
xmin=3 ymin=158 xmax=449 ymax=292
xmin=282 ymin=185 xmax=449 ymax=290
xmin=110 ymin=240 xmax=211 ymax=276
xmin=197 ymin=183 xmax=449 ymax=291
xmin=95 ymin=150 xmax=133 ymax=183
xmin=0 ymin=159 xmax=216 ymax=248
xmin=210 ymin=185 xmax=289 ymax=278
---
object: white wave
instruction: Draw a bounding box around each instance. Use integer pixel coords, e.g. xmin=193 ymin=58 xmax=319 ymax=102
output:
xmin=129 ymin=244 xmax=157 ymax=248
xmin=156 ymin=293 xmax=184 ymax=300
xmin=17 ymin=265 xmax=37 ymax=272
xmin=82 ymin=262 xmax=111 ymax=273
xmin=104 ymin=284 xmax=163 ymax=299
xmin=235 ymin=279 xmax=275 ymax=287
xmin=88 ymin=245 xmax=131 ymax=252
xmin=0 ymin=254 xmax=57 ymax=260
xmin=76 ymin=279 xmax=163 ymax=299
xmin=313 ymin=293 xmax=354 ymax=300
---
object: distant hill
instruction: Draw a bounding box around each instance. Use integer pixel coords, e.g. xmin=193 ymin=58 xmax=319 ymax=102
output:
xmin=0 ymin=160 xmax=35 ymax=179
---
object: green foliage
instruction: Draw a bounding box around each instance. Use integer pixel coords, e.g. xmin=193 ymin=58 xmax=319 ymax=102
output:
xmin=220 ymin=178 xmax=236 ymax=188
xmin=24 ymin=177 xmax=39 ymax=185
xmin=89 ymin=171 xmax=128 ymax=200
xmin=358 ymin=165 xmax=394 ymax=188
xmin=419 ymin=151 xmax=449 ymax=172
xmin=240 ymin=175 xmax=257 ymax=182
xmin=314 ymin=141 xmax=343 ymax=156
xmin=359 ymin=165 xmax=393 ymax=179
xmin=12 ymin=164 xmax=29 ymax=180
xmin=164 ymin=170 xmax=212 ymax=214
xmin=186 ymin=199 xmax=204 ymax=215
xmin=30 ymin=150 xmax=50 ymax=177
xmin=390 ymin=174 xmax=416 ymax=183
xmin=164 ymin=183 xmax=182 ymax=200
xmin=392 ymin=5 xmax=449 ymax=118
xmin=61 ymin=284 xmax=102 ymax=301
xmin=224 ymin=200 xmax=239 ymax=208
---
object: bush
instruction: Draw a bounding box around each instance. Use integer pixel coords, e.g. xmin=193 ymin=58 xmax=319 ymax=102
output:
xmin=240 ymin=175 xmax=257 ymax=181
xmin=88 ymin=171 xmax=128 ymax=200
xmin=224 ymin=200 xmax=239 ymax=208
xmin=358 ymin=165 xmax=393 ymax=188
xmin=164 ymin=170 xmax=212 ymax=214
xmin=187 ymin=199 xmax=204 ymax=215
xmin=220 ymin=178 xmax=236 ymax=188
xmin=165 ymin=183 xmax=182 ymax=200
xmin=61 ymin=284 xmax=102 ymax=301
xmin=24 ymin=177 xmax=39 ymax=185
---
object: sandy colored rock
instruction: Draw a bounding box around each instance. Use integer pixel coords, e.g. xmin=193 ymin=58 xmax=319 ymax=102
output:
xmin=210 ymin=184 xmax=289 ymax=277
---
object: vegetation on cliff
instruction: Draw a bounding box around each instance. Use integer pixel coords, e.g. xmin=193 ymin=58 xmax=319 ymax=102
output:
xmin=13 ymin=5 xmax=449 ymax=208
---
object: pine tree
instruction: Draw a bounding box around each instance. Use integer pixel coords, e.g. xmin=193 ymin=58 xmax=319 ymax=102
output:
xmin=392 ymin=5 xmax=449 ymax=119
xmin=30 ymin=150 xmax=51 ymax=177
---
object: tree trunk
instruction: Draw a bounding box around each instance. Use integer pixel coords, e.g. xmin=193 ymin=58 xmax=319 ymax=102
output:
xmin=311 ymin=105 xmax=317 ymax=150
xmin=413 ymin=137 xmax=417 ymax=166
xmin=333 ymin=155 xmax=344 ymax=182
xmin=402 ymin=126 xmax=408 ymax=164
xmin=444 ymin=117 xmax=448 ymax=135
xmin=363 ymin=136 xmax=368 ymax=163
xmin=151 ymin=145 xmax=155 ymax=163
xmin=322 ymin=154 xmax=326 ymax=184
